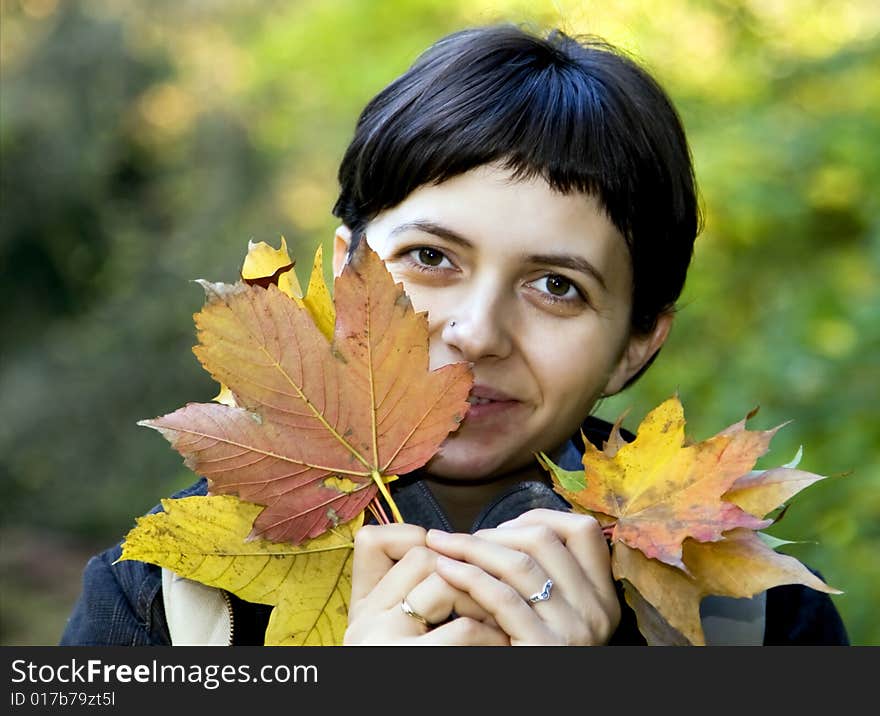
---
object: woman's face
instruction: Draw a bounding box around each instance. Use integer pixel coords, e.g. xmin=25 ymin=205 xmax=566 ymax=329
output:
xmin=334 ymin=164 xmax=667 ymax=482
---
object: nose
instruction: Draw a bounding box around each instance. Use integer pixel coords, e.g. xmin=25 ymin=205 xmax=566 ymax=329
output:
xmin=440 ymin=281 xmax=513 ymax=362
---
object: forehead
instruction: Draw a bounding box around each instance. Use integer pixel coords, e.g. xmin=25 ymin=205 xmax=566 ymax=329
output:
xmin=367 ymin=164 xmax=633 ymax=288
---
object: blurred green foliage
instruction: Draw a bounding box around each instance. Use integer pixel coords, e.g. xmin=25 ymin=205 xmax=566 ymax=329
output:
xmin=1 ymin=0 xmax=877 ymax=645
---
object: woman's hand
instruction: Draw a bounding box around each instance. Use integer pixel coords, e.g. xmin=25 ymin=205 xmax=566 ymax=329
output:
xmin=343 ymin=523 xmax=509 ymax=645
xmin=425 ymin=509 xmax=620 ymax=645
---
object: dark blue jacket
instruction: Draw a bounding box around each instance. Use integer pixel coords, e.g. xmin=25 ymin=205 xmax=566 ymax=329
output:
xmin=60 ymin=417 xmax=849 ymax=646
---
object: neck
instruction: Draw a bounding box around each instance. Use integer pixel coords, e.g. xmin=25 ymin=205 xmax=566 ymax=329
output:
xmin=422 ymin=461 xmax=550 ymax=533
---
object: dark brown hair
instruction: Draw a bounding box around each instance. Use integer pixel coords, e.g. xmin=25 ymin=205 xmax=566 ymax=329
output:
xmin=333 ymin=24 xmax=700 ymax=350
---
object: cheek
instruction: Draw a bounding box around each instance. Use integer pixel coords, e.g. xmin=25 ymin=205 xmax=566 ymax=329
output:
xmin=391 ymin=278 xmax=453 ymax=327
xmin=535 ymin=354 xmax=595 ymax=408
xmin=528 ymin=325 xmax=623 ymax=407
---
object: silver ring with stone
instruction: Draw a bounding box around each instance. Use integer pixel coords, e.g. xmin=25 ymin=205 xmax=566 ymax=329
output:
xmin=527 ymin=578 xmax=554 ymax=604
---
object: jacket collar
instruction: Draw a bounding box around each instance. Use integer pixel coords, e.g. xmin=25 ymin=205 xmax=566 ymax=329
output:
xmin=387 ymin=426 xmax=594 ymax=534
xmin=389 ymin=475 xmax=571 ymax=533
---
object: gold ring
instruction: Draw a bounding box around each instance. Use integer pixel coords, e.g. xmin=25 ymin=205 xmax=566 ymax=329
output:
xmin=400 ymin=597 xmax=430 ymax=627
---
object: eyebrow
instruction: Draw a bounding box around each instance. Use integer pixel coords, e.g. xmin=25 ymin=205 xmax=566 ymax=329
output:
xmin=527 ymin=253 xmax=607 ymax=291
xmin=389 ymin=219 xmax=607 ymax=290
xmin=389 ymin=220 xmax=474 ymax=248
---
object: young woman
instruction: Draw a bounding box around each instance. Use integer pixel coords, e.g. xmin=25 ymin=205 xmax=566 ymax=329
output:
xmin=60 ymin=24 xmax=848 ymax=646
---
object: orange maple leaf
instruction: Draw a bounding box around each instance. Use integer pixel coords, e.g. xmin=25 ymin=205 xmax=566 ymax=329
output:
xmin=547 ymin=397 xmax=772 ymax=570
xmin=541 ymin=395 xmax=841 ymax=645
xmin=613 ymin=530 xmax=838 ymax=645
xmin=140 ymin=241 xmax=472 ymax=544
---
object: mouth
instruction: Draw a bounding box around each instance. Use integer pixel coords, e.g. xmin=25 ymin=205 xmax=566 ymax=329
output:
xmin=467 ymin=396 xmax=494 ymax=406
xmin=463 ymin=385 xmax=521 ymax=420
xmin=467 ymin=385 xmax=516 ymax=402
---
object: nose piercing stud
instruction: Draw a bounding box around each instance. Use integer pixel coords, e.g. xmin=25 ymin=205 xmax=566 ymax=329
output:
xmin=449 ymin=320 xmax=456 ymax=327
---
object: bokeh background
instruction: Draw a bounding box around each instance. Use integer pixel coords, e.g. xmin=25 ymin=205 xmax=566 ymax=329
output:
xmin=1 ymin=0 xmax=877 ymax=645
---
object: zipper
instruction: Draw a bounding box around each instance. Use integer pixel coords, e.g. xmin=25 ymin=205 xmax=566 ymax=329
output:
xmin=416 ymin=480 xmax=454 ymax=532
xmin=221 ymin=589 xmax=235 ymax=646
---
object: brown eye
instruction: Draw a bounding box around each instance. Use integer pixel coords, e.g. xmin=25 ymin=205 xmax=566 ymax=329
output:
xmin=545 ymin=274 xmax=572 ymax=296
xmin=418 ymin=248 xmax=445 ymax=266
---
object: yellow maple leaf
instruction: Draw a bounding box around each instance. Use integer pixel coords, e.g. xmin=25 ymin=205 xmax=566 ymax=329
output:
xmin=541 ymin=394 xmax=841 ymax=645
xmin=118 ymin=495 xmax=361 ymax=646
xmin=240 ymin=236 xmax=303 ymax=297
xmin=613 ymin=529 xmax=839 ymax=645
xmin=544 ymin=396 xmax=773 ymax=570
xmin=213 ymin=238 xmax=334 ymax=405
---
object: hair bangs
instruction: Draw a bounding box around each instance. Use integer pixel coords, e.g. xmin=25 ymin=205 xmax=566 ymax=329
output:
xmin=334 ymin=24 xmax=699 ymax=343
xmin=337 ymin=37 xmax=646 ymax=244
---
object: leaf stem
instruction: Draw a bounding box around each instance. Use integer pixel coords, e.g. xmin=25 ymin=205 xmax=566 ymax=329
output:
xmin=368 ymin=499 xmax=391 ymax=525
xmin=370 ymin=470 xmax=403 ymax=524
xmin=368 ymin=502 xmax=382 ymax=524
xmin=373 ymin=496 xmax=391 ymax=525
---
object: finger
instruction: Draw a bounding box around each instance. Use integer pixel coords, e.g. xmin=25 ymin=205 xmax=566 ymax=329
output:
xmin=404 ymin=572 xmax=497 ymax=626
xmin=433 ymin=556 xmax=551 ymax=644
xmin=470 ymin=523 xmax=588 ymax=601
xmin=497 ymin=510 xmax=616 ymax=605
xmin=366 ymin=545 xmax=444 ymax=610
xmin=349 ymin=523 xmax=427 ymax=604
xmin=417 ymin=617 xmax=510 ymax=646
xmin=426 ymin=529 xmax=558 ymax=608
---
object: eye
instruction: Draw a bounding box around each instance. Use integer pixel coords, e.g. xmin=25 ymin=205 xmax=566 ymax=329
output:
xmin=409 ymin=247 xmax=452 ymax=269
xmin=545 ymin=275 xmax=573 ymax=297
xmin=530 ymin=274 xmax=583 ymax=302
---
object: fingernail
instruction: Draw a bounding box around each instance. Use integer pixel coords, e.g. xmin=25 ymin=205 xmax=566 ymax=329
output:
xmin=427 ymin=529 xmax=451 ymax=545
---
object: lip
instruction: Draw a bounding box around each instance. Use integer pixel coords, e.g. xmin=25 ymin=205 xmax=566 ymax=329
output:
xmin=469 ymin=384 xmax=516 ymax=402
xmin=464 ymin=384 xmax=521 ymax=421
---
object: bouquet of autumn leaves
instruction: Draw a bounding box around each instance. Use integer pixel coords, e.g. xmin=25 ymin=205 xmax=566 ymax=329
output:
xmin=121 ymin=239 xmax=839 ymax=646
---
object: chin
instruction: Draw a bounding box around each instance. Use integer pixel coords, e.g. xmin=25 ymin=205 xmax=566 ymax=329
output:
xmin=421 ymin=447 xmax=509 ymax=482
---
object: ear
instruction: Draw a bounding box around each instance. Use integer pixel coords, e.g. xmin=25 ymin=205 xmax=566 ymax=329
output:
xmin=332 ymin=225 xmax=352 ymax=277
xmin=602 ymin=311 xmax=674 ymax=397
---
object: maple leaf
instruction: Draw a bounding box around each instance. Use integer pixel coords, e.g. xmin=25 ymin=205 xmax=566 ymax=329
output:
xmin=541 ymin=395 xmax=841 ymax=645
xmin=119 ymin=495 xmax=361 ymax=645
xmin=213 ymin=238 xmax=331 ymax=406
xmin=240 ymin=237 xmax=336 ymax=341
xmin=140 ymin=240 xmax=472 ymax=544
xmin=543 ymin=396 xmax=773 ymax=570
xmin=613 ymin=531 xmax=837 ymax=645
xmin=240 ymin=235 xmax=303 ymax=296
